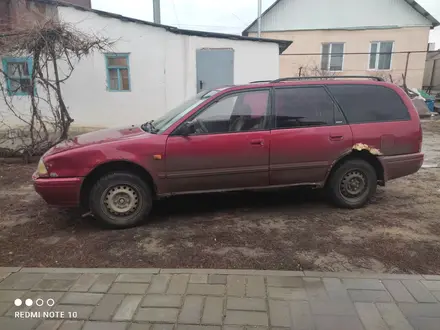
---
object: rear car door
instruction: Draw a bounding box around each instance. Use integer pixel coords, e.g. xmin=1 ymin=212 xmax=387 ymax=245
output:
xmin=270 ymin=86 xmax=353 ymax=185
xmin=165 ymin=89 xmax=271 ymax=193
xmin=327 ymin=84 xmax=417 ymax=156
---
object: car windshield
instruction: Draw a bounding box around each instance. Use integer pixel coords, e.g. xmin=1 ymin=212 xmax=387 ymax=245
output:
xmin=142 ymin=90 xmax=220 ymax=134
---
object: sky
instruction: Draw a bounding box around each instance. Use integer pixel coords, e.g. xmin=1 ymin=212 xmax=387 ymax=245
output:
xmin=91 ymin=0 xmax=440 ymax=48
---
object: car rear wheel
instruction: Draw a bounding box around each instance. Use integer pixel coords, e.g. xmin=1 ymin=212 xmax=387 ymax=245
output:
xmin=327 ymin=159 xmax=377 ymax=209
xmin=89 ymin=172 xmax=152 ymax=229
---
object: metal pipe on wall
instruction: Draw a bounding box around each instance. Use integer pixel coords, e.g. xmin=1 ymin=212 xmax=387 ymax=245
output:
xmin=153 ymin=0 xmax=161 ymax=24
xmin=257 ymin=0 xmax=262 ymax=37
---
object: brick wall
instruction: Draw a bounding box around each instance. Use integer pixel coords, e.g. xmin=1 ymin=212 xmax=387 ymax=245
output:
xmin=0 ymin=0 xmax=90 ymax=31
xmin=0 ymin=0 xmax=11 ymax=29
xmin=2 ymin=1 xmax=60 ymax=30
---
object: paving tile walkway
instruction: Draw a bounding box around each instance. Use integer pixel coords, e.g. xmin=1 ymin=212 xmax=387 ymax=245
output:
xmin=0 ymin=268 xmax=439 ymax=329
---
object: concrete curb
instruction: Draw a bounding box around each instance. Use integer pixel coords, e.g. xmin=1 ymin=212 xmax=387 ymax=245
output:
xmin=1 ymin=267 xmax=438 ymax=280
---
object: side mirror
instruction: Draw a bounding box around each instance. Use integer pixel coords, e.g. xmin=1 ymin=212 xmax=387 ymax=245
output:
xmin=178 ymin=122 xmax=194 ymax=137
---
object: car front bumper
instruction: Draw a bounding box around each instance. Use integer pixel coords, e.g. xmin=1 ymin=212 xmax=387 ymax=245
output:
xmin=33 ymin=174 xmax=82 ymax=207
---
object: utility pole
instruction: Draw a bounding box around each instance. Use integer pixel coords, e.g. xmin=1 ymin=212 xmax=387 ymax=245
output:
xmin=153 ymin=0 xmax=161 ymax=24
xmin=257 ymin=0 xmax=262 ymax=37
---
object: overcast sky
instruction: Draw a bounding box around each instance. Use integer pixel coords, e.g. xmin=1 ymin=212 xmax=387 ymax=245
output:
xmin=91 ymin=0 xmax=440 ymax=48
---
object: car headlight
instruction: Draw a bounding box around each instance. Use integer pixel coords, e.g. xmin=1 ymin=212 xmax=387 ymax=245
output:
xmin=37 ymin=158 xmax=48 ymax=176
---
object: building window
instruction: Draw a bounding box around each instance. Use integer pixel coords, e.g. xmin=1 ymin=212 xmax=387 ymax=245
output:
xmin=105 ymin=53 xmax=131 ymax=91
xmin=369 ymin=41 xmax=393 ymax=70
xmin=321 ymin=43 xmax=344 ymax=71
xmin=1 ymin=57 xmax=33 ymax=96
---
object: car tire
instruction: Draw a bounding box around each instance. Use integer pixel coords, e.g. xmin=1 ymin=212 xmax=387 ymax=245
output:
xmin=89 ymin=172 xmax=152 ymax=229
xmin=327 ymin=159 xmax=377 ymax=209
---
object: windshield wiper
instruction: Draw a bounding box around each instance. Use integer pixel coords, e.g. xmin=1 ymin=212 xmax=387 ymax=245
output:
xmin=141 ymin=120 xmax=158 ymax=134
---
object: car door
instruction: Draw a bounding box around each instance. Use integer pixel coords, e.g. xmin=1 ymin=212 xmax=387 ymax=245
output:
xmin=270 ymin=85 xmax=353 ymax=186
xmin=165 ymin=89 xmax=271 ymax=193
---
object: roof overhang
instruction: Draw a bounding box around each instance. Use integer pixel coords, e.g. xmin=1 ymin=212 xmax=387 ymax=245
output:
xmin=403 ymin=0 xmax=440 ymax=28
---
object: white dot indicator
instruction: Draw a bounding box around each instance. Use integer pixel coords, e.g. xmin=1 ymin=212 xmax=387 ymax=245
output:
xmin=14 ymin=299 xmax=22 ymax=307
xmin=25 ymin=299 xmax=33 ymax=307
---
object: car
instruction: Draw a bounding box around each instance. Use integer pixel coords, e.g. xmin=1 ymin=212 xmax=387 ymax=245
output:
xmin=33 ymin=76 xmax=424 ymax=228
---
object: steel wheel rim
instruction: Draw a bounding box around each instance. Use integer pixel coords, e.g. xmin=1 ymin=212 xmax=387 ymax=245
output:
xmin=339 ymin=169 xmax=368 ymax=202
xmin=103 ymin=185 xmax=139 ymax=216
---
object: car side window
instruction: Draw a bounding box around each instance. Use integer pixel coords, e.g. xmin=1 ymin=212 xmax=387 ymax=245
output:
xmin=192 ymin=90 xmax=270 ymax=134
xmin=327 ymin=85 xmax=410 ymax=124
xmin=274 ymin=87 xmax=335 ymax=129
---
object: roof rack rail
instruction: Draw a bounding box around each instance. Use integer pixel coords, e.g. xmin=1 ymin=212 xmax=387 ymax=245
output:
xmin=271 ymin=76 xmax=384 ymax=83
xmin=250 ymin=80 xmax=273 ymax=83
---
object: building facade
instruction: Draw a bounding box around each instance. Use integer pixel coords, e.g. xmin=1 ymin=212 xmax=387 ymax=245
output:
xmin=244 ymin=0 xmax=439 ymax=88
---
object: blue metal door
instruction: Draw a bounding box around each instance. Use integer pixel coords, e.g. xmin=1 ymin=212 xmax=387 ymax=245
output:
xmin=196 ymin=48 xmax=234 ymax=92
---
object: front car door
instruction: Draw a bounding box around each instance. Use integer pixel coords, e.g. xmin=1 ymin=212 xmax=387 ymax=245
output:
xmin=165 ymin=89 xmax=271 ymax=193
xmin=270 ymin=85 xmax=353 ymax=186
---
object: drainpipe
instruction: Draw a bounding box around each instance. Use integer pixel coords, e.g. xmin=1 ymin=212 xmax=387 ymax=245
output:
xmin=153 ymin=0 xmax=161 ymax=24
xmin=257 ymin=0 xmax=262 ymax=37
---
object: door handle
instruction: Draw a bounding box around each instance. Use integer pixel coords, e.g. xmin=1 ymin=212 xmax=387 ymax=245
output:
xmin=199 ymin=80 xmax=204 ymax=90
xmin=329 ymin=135 xmax=344 ymax=141
xmin=250 ymin=139 xmax=264 ymax=146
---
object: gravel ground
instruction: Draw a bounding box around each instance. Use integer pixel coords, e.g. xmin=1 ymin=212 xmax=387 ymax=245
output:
xmin=0 ymin=120 xmax=439 ymax=273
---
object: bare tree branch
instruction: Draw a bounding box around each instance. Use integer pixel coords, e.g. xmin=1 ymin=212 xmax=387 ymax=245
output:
xmin=0 ymin=18 xmax=114 ymax=158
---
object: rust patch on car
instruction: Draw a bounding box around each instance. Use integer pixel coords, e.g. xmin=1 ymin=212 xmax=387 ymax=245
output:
xmin=352 ymin=143 xmax=383 ymax=156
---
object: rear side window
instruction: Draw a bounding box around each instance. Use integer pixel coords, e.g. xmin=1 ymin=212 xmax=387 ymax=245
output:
xmin=327 ymin=85 xmax=410 ymax=124
xmin=274 ymin=86 xmax=336 ymax=128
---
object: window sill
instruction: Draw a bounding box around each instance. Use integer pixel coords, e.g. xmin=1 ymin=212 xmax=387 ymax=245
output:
xmin=7 ymin=92 xmax=32 ymax=97
xmin=106 ymin=89 xmax=131 ymax=92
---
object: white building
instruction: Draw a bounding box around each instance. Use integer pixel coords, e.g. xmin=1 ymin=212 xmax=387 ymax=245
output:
xmin=0 ymin=0 xmax=291 ymax=130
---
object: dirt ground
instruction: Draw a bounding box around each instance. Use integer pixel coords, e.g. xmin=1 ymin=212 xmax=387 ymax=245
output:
xmin=0 ymin=120 xmax=439 ymax=274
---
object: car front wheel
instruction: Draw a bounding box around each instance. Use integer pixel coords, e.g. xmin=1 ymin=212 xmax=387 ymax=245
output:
xmin=89 ymin=172 xmax=152 ymax=229
xmin=327 ymin=159 xmax=377 ymax=209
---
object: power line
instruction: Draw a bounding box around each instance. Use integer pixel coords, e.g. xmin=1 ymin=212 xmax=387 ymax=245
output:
xmin=229 ymin=11 xmax=247 ymax=25
xmin=216 ymin=4 xmax=247 ymax=25
xmin=171 ymin=0 xmax=180 ymax=25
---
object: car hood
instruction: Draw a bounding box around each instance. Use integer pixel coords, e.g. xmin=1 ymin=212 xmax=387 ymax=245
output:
xmin=45 ymin=125 xmax=147 ymax=156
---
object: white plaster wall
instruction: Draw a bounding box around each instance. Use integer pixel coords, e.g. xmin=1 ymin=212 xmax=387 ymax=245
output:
xmin=183 ymin=35 xmax=280 ymax=102
xmin=0 ymin=6 xmax=280 ymax=130
xmin=163 ymin=33 xmax=280 ymax=110
xmin=56 ymin=6 xmax=169 ymax=127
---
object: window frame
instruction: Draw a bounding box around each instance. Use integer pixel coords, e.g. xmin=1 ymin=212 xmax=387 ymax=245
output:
xmin=368 ymin=41 xmax=394 ymax=71
xmin=320 ymin=42 xmax=345 ymax=72
xmin=105 ymin=53 xmax=131 ymax=92
xmin=272 ymin=85 xmax=346 ymax=130
xmin=1 ymin=57 xmax=34 ymax=96
xmin=171 ymin=88 xmax=273 ymax=136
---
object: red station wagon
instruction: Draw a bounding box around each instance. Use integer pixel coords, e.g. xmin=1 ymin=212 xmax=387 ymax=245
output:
xmin=33 ymin=76 xmax=424 ymax=228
